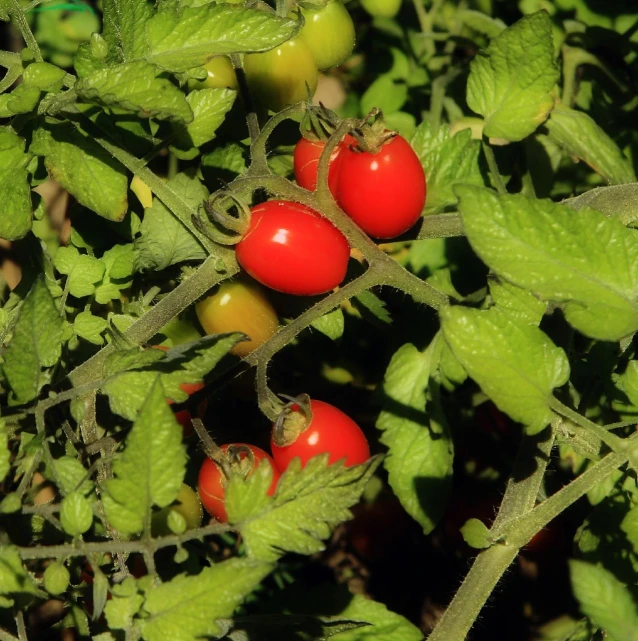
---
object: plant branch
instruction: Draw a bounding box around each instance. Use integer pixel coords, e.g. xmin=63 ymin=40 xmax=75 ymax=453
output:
xmin=9 ymin=0 xmax=42 ymax=61
xmin=416 ymin=213 xmax=464 ymax=239
xmin=0 ymin=626 xmax=19 ymax=641
xmin=230 ymin=54 xmax=261 ymax=144
xmin=482 ymin=140 xmax=507 ymax=195
xmin=427 ymin=418 xmax=556 ymax=641
xmin=16 ymin=522 xmax=231 ymax=561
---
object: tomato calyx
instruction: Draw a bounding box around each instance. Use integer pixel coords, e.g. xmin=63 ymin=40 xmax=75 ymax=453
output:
xmin=300 ymin=103 xmax=340 ymax=143
xmin=195 ymin=190 xmax=251 ymax=246
xmin=272 ymin=393 xmax=314 ymax=447
xmin=348 ymin=108 xmax=396 ymax=155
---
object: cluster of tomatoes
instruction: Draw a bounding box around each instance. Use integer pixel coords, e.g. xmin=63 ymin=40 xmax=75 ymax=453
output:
xmin=197 ymin=399 xmax=370 ymax=523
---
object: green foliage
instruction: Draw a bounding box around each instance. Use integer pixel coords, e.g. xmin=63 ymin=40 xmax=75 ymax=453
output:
xmin=226 ymin=455 xmax=382 ymax=561
xmin=102 ymin=378 xmax=186 ymax=534
xmin=440 ymin=306 xmax=569 ymax=433
xmin=376 ymin=338 xmax=453 ymax=533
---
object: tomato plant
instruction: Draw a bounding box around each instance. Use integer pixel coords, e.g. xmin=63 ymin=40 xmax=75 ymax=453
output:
xmin=243 ymin=39 xmax=318 ymax=113
xmin=196 ymin=280 xmax=279 ymax=357
xmin=271 ymin=399 xmax=370 ymax=469
xmin=235 ymin=200 xmax=350 ymax=295
xmin=298 ymin=1 xmax=356 ymax=71
xmin=336 ymin=134 xmax=426 ymax=238
xmin=2 ymin=2 xmax=637 ymax=640
xmin=198 ymin=445 xmax=280 ymax=523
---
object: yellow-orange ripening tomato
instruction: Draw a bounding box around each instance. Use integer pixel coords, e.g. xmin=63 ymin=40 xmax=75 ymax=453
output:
xmin=195 ymin=281 xmax=279 ymax=357
xmin=243 ymin=38 xmax=318 ymax=112
xmin=299 ymin=1 xmax=356 ymax=71
xmin=189 ymin=56 xmax=238 ymax=90
xmin=151 ymin=484 xmax=203 ymax=536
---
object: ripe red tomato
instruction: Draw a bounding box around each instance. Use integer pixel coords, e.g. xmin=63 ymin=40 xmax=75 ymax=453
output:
xmin=336 ymin=134 xmax=426 ymax=239
xmin=271 ymin=399 xmax=370 ymax=470
xmin=235 ymin=201 xmax=350 ymax=296
xmin=293 ymin=134 xmax=355 ymax=192
xmin=198 ymin=444 xmax=280 ymax=523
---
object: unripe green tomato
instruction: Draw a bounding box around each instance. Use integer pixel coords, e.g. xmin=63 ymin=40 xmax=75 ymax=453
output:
xmin=361 ymin=0 xmax=402 ymax=19
xmin=299 ymin=1 xmax=356 ymax=71
xmin=152 ymin=484 xmax=203 ymax=536
xmin=44 ymin=562 xmax=70 ymax=596
xmin=243 ymin=39 xmax=318 ymax=112
xmin=189 ymin=56 xmax=238 ymax=90
xmin=196 ymin=281 xmax=279 ymax=357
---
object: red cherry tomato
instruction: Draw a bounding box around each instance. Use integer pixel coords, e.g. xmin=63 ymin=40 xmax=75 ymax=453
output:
xmin=293 ymin=135 xmax=355 ymax=192
xmin=336 ymin=134 xmax=426 ymax=239
xmin=271 ymin=400 xmax=370 ymax=470
xmin=198 ymin=444 xmax=280 ymax=523
xmin=235 ymin=201 xmax=350 ymax=296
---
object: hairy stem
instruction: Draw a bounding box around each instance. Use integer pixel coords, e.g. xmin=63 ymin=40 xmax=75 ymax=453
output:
xmin=9 ymin=0 xmax=42 ymax=61
xmin=482 ymin=140 xmax=507 ymax=195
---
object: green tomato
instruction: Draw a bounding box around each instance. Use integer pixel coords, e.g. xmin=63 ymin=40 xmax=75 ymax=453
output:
xmin=244 ymin=38 xmax=318 ymax=113
xmin=189 ymin=56 xmax=238 ymax=90
xmin=361 ymin=0 xmax=402 ymax=19
xmin=299 ymin=1 xmax=356 ymax=71
xmin=152 ymin=484 xmax=203 ymax=536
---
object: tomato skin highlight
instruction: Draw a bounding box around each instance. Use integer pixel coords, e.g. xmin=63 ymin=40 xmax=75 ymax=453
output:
xmin=336 ymin=134 xmax=426 ymax=239
xmin=196 ymin=281 xmax=279 ymax=357
xmin=235 ymin=201 xmax=350 ymax=296
xmin=299 ymin=1 xmax=356 ymax=71
xmin=198 ymin=445 xmax=280 ymax=523
xmin=271 ymin=400 xmax=370 ymax=470
xmin=293 ymin=135 xmax=355 ymax=192
xmin=244 ymin=39 xmax=318 ymax=113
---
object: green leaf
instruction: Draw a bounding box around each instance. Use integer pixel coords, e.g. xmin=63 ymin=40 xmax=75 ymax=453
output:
xmin=460 ymin=518 xmax=492 ymax=549
xmin=329 ymin=594 xmax=422 ymax=641
xmin=456 ymin=185 xmax=638 ymax=341
xmin=102 ymin=378 xmax=187 ymax=534
xmin=621 ymin=506 xmax=638 ymax=555
xmin=0 ymin=130 xmax=33 ymax=240
xmin=140 ymin=558 xmax=274 ymax=641
xmin=311 ymin=308 xmax=345 ymax=341
xmin=175 ymin=87 xmax=236 ymax=148
xmin=54 ymin=246 xmax=105 ymax=298
xmin=60 ymin=491 xmax=94 ymax=536
xmin=134 ymin=173 xmax=207 ymax=272
xmin=104 ymin=578 xmax=144 ymax=630
xmin=102 ymin=0 xmax=154 ymax=62
xmin=466 ymin=11 xmax=558 ymax=141
xmin=489 ymin=276 xmax=546 ymax=326
xmin=31 ymin=121 xmax=128 ymax=222
xmin=0 ymin=421 xmax=9 ymax=484
xmin=76 ymin=61 xmax=193 ymax=123
xmin=2 ymin=276 xmax=64 ymax=404
xmin=569 ymin=560 xmax=638 ymax=641
xmin=545 ymin=104 xmax=636 ymax=185
xmin=352 ymin=290 xmax=392 ymax=326
xmin=376 ymin=338 xmax=454 ymax=533
xmin=43 ymin=562 xmax=70 ymax=596
xmin=0 ymin=545 xmax=39 ymax=601
xmin=145 ymin=4 xmax=299 ymax=72
xmin=360 ymin=75 xmax=407 ymax=116
xmin=74 ymin=311 xmax=108 ymax=345
xmin=562 ymin=183 xmax=638 ymax=227
xmin=457 ymin=9 xmax=506 ymax=38
xmin=94 ymin=244 xmax=136 ymax=304
xmin=410 ymin=122 xmax=483 ymax=214
xmin=440 ymin=306 xmax=569 ymax=433
xmin=226 ymin=455 xmax=382 ymax=562
xmin=52 ymin=456 xmax=93 ymax=495
xmin=22 ymin=62 xmax=66 ymax=92
xmin=201 ymin=142 xmax=247 ymax=181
